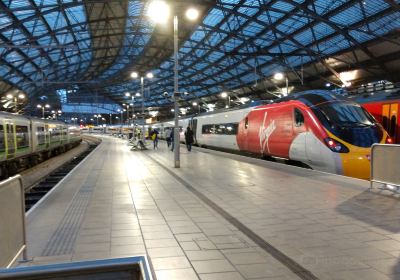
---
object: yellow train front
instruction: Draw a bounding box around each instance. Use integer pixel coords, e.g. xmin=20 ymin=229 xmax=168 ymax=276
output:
xmin=306 ymin=96 xmax=391 ymax=180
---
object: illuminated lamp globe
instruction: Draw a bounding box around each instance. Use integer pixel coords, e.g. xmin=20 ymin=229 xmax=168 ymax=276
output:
xmin=274 ymin=73 xmax=284 ymax=80
xmin=146 ymin=72 xmax=154 ymax=79
xmin=186 ymin=8 xmax=199 ymax=21
xmin=131 ymin=72 xmax=139 ymax=79
xmin=148 ymin=0 xmax=170 ymax=24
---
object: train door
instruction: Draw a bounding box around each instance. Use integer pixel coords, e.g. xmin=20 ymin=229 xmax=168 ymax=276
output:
xmin=0 ymin=124 xmax=5 ymax=160
xmin=382 ymin=103 xmax=398 ymax=142
xmin=190 ymin=118 xmax=198 ymax=144
xmin=5 ymin=122 xmax=16 ymax=159
xmin=45 ymin=124 xmax=50 ymax=148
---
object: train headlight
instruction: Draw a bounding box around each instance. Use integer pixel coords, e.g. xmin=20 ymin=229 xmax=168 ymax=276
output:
xmin=386 ymin=137 xmax=393 ymax=144
xmin=324 ymin=137 xmax=349 ymax=153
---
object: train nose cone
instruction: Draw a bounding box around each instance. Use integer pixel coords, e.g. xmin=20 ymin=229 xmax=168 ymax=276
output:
xmin=341 ymin=151 xmax=371 ymax=180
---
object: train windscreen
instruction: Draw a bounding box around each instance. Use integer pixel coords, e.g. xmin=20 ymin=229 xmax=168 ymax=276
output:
xmin=313 ymin=101 xmax=383 ymax=147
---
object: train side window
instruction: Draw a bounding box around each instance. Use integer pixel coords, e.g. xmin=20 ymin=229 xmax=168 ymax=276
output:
xmin=202 ymin=123 xmax=238 ymax=135
xmin=245 ymin=117 xmax=249 ymax=129
xmin=16 ymin=125 xmax=29 ymax=148
xmin=0 ymin=125 xmax=4 ymax=152
xmin=202 ymin=125 xmax=210 ymax=134
xmin=37 ymin=127 xmax=45 ymax=145
xmin=294 ymin=108 xmax=304 ymax=127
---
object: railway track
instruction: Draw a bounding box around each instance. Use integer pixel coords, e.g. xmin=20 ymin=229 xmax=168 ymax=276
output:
xmin=24 ymin=136 xmax=101 ymax=212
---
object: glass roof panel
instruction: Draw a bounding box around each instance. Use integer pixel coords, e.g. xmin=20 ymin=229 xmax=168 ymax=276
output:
xmin=0 ymin=16 xmax=12 ymax=29
xmin=329 ymin=4 xmax=364 ymax=26
xmin=1 ymin=0 xmax=399 ymax=105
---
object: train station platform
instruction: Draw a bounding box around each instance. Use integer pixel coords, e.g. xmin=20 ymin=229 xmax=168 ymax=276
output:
xmin=23 ymin=136 xmax=400 ymax=280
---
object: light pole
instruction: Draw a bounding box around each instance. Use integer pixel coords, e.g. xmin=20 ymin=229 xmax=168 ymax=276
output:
xmin=51 ymin=110 xmax=62 ymax=120
xmin=36 ymin=104 xmax=50 ymax=118
xmin=220 ymin=92 xmax=231 ymax=108
xmin=148 ymin=1 xmax=199 ymax=167
xmin=117 ymin=109 xmax=123 ymax=125
xmin=94 ymin=114 xmax=101 ymax=126
xmin=125 ymin=92 xmax=135 ymax=125
xmin=274 ymin=72 xmax=289 ymax=96
xmin=7 ymin=93 xmax=25 ymax=113
xmin=122 ymin=103 xmax=128 ymax=125
xmin=131 ymin=72 xmax=153 ymax=142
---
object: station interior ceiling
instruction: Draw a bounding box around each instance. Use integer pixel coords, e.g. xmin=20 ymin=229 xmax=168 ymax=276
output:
xmin=0 ymin=0 xmax=400 ymax=120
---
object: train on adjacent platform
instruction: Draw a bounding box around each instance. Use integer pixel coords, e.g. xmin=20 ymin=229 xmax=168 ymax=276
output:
xmin=350 ymin=88 xmax=400 ymax=144
xmin=153 ymin=90 xmax=391 ymax=180
xmin=0 ymin=112 xmax=82 ymax=179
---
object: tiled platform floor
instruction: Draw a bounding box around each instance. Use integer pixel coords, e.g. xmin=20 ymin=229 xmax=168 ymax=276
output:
xmin=24 ymin=136 xmax=400 ymax=280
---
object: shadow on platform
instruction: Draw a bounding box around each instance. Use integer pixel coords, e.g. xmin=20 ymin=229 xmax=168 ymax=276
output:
xmin=336 ymin=189 xmax=400 ymax=233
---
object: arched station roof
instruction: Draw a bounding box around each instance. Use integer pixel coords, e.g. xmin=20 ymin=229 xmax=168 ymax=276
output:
xmin=1 ymin=0 xmax=399 ymax=115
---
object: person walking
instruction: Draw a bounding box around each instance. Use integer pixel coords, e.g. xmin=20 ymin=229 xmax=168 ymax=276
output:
xmin=185 ymin=126 xmax=194 ymax=152
xmin=151 ymin=129 xmax=159 ymax=149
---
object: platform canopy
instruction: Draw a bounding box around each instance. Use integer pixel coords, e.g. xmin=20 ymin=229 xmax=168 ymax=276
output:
xmin=0 ymin=0 xmax=399 ymax=116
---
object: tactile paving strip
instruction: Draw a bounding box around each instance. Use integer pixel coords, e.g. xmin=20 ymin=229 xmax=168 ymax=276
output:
xmin=41 ymin=173 xmax=99 ymax=256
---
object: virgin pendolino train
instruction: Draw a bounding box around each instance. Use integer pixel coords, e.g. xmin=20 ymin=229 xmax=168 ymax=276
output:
xmin=153 ymin=90 xmax=390 ymax=180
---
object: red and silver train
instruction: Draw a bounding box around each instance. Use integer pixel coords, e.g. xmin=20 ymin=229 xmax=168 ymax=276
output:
xmin=154 ymin=90 xmax=390 ymax=180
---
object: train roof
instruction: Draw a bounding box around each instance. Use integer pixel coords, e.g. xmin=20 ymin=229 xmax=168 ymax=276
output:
xmin=0 ymin=111 xmax=68 ymax=126
xmin=177 ymin=100 xmax=270 ymax=120
xmin=0 ymin=111 xmax=30 ymax=122
xmin=271 ymin=90 xmax=350 ymax=107
xmin=347 ymin=88 xmax=400 ymax=104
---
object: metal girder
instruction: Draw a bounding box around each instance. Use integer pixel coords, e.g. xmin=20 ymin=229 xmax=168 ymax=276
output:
xmin=384 ymin=0 xmax=400 ymax=11
xmin=2 ymin=0 xmax=400 ymax=112
xmin=147 ymin=0 xmax=396 ymax=103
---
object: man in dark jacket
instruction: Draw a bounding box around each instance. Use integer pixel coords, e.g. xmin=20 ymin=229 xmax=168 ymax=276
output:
xmin=170 ymin=129 xmax=174 ymax=151
xmin=185 ymin=126 xmax=194 ymax=152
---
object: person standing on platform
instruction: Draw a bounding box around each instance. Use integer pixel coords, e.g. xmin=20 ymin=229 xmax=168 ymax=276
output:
xmin=165 ymin=128 xmax=171 ymax=147
xmin=151 ymin=129 xmax=159 ymax=149
xmin=170 ymin=128 xmax=174 ymax=152
xmin=185 ymin=126 xmax=194 ymax=152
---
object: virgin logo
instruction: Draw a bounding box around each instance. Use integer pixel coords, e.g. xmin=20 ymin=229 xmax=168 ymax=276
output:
xmin=259 ymin=112 xmax=276 ymax=154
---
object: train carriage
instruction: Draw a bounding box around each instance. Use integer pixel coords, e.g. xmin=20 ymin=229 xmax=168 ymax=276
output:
xmin=350 ymin=89 xmax=400 ymax=144
xmin=0 ymin=112 xmax=82 ymax=179
xmin=156 ymin=90 xmax=390 ymax=180
xmin=195 ymin=108 xmax=251 ymax=150
xmin=236 ymin=92 xmax=389 ymax=179
xmin=0 ymin=112 xmax=32 ymax=161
